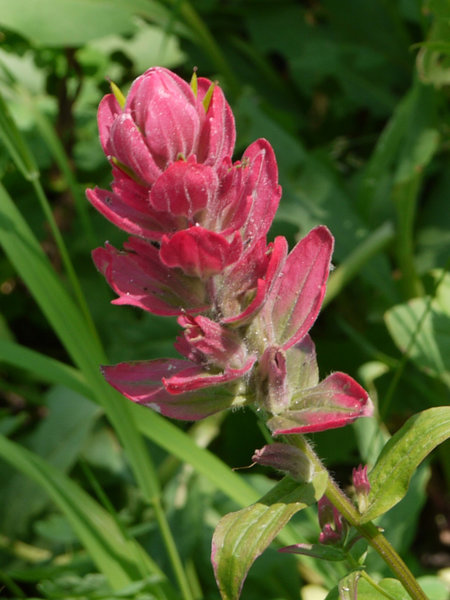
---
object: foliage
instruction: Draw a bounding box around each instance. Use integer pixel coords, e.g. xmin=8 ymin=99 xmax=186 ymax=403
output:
xmin=0 ymin=1 xmax=449 ymax=599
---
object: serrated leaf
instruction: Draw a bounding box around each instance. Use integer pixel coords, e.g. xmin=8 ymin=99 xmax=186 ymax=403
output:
xmin=212 ymin=473 xmax=327 ymax=600
xmin=361 ymin=407 xmax=450 ymax=523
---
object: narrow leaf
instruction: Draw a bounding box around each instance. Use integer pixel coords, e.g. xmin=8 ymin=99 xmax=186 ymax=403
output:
xmin=361 ymin=407 xmax=450 ymax=522
xmin=212 ymin=473 xmax=327 ymax=600
xmin=0 ymin=340 xmax=93 ymax=400
xmin=0 ymin=435 xmax=166 ymax=592
xmin=279 ymin=543 xmax=346 ymax=561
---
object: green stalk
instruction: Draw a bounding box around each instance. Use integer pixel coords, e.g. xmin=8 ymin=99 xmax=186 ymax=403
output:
xmin=287 ymin=436 xmax=428 ymax=600
xmin=30 ymin=177 xmax=101 ymax=346
xmin=392 ymin=174 xmax=424 ymax=299
xmin=25 ymin=93 xmax=96 ymax=247
xmin=324 ymin=221 xmax=395 ymax=307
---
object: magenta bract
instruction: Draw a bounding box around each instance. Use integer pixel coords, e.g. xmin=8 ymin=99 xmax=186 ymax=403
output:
xmin=92 ymin=239 xmax=208 ymax=316
xmin=253 ymin=226 xmax=334 ymax=350
xmin=102 ymin=360 xmax=248 ymax=421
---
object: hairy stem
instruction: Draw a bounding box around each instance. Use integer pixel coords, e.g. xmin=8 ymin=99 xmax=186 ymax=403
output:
xmin=286 ymin=435 xmax=428 ymax=600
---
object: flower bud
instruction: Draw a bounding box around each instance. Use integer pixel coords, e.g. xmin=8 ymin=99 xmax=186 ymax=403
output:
xmin=252 ymin=443 xmax=314 ymax=482
xmin=352 ymin=464 xmax=371 ymax=513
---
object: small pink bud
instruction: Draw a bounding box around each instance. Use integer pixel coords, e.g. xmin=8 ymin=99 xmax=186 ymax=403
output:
xmin=317 ymin=496 xmax=346 ymax=545
xmin=352 ymin=464 xmax=371 ymax=513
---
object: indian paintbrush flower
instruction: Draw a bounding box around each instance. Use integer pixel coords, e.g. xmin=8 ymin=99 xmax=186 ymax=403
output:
xmin=88 ymin=67 xmax=372 ymax=432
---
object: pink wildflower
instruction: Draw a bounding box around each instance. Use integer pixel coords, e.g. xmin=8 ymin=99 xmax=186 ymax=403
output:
xmin=89 ymin=66 xmax=372 ymax=431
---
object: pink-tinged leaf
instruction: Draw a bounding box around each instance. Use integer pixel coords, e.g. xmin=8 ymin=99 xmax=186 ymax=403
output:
xmin=92 ymin=240 xmax=208 ymax=316
xmin=240 ymin=139 xmax=282 ymax=246
xmin=197 ymin=77 xmax=236 ymax=168
xmin=160 ymin=228 xmax=243 ymax=278
xmin=212 ymin=475 xmax=327 ymax=600
xmin=149 ymin=158 xmax=219 ymax=218
xmin=102 ymin=360 xmax=244 ymax=421
xmin=267 ymin=372 xmax=373 ymax=435
xmin=163 ymin=356 xmax=256 ymax=394
xmin=126 ymin=67 xmax=202 ymax=167
xmin=109 ymin=113 xmax=162 ymax=185
xmin=86 ymin=187 xmax=174 ymax=240
xmin=97 ymin=93 xmax=121 ymax=155
xmin=268 ymin=226 xmax=334 ymax=350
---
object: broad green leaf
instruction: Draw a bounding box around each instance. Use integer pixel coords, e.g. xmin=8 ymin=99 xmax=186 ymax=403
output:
xmin=0 ymin=434 xmax=167 ymax=592
xmin=0 ymin=0 xmax=162 ymax=46
xmin=326 ymin=577 xmax=409 ymax=600
xmin=0 ymin=340 xmax=93 ymax=400
xmin=0 ymin=387 xmax=100 ymax=536
xmin=338 ymin=571 xmax=360 ymax=600
xmin=212 ymin=473 xmax=327 ymax=600
xmin=385 ymin=270 xmax=450 ymax=385
xmin=360 ymin=407 xmax=450 ymax=522
xmin=417 ymin=575 xmax=450 ymax=600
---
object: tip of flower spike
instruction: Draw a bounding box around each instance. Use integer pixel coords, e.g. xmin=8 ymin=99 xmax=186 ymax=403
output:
xmin=107 ymin=78 xmax=126 ymax=110
xmin=202 ymin=81 xmax=216 ymax=113
xmin=190 ymin=67 xmax=198 ymax=97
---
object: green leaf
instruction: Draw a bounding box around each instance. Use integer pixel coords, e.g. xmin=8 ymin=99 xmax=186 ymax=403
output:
xmin=0 ymin=434 xmax=167 ymax=592
xmin=279 ymin=542 xmax=346 ymax=562
xmin=0 ymin=340 xmax=93 ymax=400
xmin=338 ymin=571 xmax=361 ymax=600
xmin=326 ymin=577 xmax=410 ymax=600
xmin=212 ymin=473 xmax=327 ymax=600
xmin=0 ymin=387 xmax=100 ymax=536
xmin=0 ymin=0 xmax=160 ymax=46
xmin=385 ymin=270 xmax=450 ymax=385
xmin=361 ymin=407 xmax=450 ymax=522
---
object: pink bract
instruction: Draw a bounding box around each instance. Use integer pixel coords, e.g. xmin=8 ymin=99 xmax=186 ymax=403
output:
xmin=98 ymin=67 xmax=235 ymax=183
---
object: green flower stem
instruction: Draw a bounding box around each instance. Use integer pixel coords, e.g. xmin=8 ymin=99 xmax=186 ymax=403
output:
xmin=153 ymin=499 xmax=194 ymax=600
xmin=392 ymin=174 xmax=424 ymax=300
xmin=286 ymin=435 xmax=428 ymax=600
